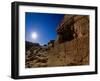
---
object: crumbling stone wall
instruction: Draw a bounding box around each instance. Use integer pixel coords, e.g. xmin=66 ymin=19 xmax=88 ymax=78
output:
xmin=50 ymin=14 xmax=89 ymax=66
xmin=56 ymin=15 xmax=75 ymax=43
xmin=56 ymin=15 xmax=89 ymax=44
xmin=74 ymin=15 xmax=89 ymax=38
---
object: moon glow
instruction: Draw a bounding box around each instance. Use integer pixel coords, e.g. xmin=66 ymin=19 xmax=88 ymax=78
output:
xmin=31 ymin=32 xmax=38 ymax=40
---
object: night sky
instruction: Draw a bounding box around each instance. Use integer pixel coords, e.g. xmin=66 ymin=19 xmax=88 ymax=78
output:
xmin=25 ymin=12 xmax=64 ymax=45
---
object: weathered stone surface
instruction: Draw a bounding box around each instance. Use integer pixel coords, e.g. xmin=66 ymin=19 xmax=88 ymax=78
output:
xmin=52 ymin=15 xmax=89 ymax=66
xmin=56 ymin=15 xmax=89 ymax=43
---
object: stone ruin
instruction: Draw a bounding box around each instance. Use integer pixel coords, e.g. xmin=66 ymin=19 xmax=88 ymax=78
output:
xmin=50 ymin=14 xmax=89 ymax=66
xmin=25 ymin=14 xmax=89 ymax=68
xmin=56 ymin=15 xmax=89 ymax=44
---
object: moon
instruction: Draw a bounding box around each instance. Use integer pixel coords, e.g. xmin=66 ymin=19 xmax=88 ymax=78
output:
xmin=31 ymin=32 xmax=38 ymax=40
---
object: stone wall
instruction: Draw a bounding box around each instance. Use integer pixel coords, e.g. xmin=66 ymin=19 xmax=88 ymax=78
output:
xmin=49 ymin=14 xmax=89 ymax=66
xmin=55 ymin=15 xmax=89 ymax=44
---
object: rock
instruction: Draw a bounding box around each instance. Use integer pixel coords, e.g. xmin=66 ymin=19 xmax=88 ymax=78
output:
xmin=26 ymin=51 xmax=31 ymax=55
xmin=39 ymin=63 xmax=47 ymax=67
